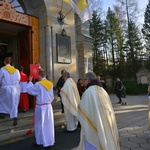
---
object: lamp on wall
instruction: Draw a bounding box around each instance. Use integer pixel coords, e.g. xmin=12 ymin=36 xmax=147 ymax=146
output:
xmin=57 ymin=11 xmax=65 ymax=25
xmin=57 ymin=1 xmax=73 ymax=25
xmin=61 ymin=28 xmax=66 ymax=36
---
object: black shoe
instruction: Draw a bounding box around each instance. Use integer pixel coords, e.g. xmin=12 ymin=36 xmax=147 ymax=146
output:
xmin=44 ymin=146 xmax=52 ymax=149
xmin=64 ymin=129 xmax=77 ymax=133
xmin=63 ymin=129 xmax=69 ymax=133
xmin=117 ymin=102 xmax=121 ymax=104
xmin=32 ymin=142 xmax=41 ymax=148
xmin=13 ymin=118 xmax=18 ymax=126
xmin=13 ymin=123 xmax=17 ymax=126
xmin=78 ymin=122 xmax=81 ymax=128
xmin=0 ymin=116 xmax=5 ymax=119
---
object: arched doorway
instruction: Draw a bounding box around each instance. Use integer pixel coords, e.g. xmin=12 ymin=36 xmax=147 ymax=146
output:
xmin=0 ymin=21 xmax=31 ymax=72
xmin=0 ymin=0 xmax=40 ymax=108
xmin=0 ymin=0 xmax=40 ymax=74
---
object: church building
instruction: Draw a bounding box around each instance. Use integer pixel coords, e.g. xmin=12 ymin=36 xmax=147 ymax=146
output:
xmin=0 ymin=0 xmax=92 ymax=89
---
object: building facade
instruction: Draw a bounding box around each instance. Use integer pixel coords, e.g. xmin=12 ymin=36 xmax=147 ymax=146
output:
xmin=0 ymin=0 xmax=92 ymax=86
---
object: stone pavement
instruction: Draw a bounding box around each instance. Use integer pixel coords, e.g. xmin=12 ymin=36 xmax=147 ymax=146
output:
xmin=0 ymin=94 xmax=150 ymax=150
xmin=53 ymin=94 xmax=150 ymax=150
xmin=110 ymin=94 xmax=150 ymax=150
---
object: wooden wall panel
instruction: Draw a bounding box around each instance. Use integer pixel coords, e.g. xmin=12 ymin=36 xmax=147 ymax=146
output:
xmin=29 ymin=16 xmax=40 ymax=64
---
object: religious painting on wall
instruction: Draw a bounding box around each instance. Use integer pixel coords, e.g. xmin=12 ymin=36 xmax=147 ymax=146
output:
xmin=56 ymin=34 xmax=71 ymax=64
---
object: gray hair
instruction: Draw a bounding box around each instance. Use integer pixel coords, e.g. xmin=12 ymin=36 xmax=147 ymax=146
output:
xmin=84 ymin=72 xmax=96 ymax=81
xmin=63 ymin=72 xmax=70 ymax=78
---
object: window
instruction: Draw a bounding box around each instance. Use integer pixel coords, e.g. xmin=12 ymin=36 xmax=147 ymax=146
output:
xmin=2 ymin=0 xmax=24 ymax=13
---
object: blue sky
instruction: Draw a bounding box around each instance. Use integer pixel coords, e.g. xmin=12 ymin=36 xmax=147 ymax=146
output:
xmin=103 ymin=0 xmax=148 ymax=10
xmin=103 ymin=0 xmax=148 ymax=24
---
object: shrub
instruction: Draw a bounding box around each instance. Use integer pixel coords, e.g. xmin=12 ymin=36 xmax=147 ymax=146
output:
xmin=122 ymin=79 xmax=148 ymax=95
xmin=112 ymin=78 xmax=148 ymax=95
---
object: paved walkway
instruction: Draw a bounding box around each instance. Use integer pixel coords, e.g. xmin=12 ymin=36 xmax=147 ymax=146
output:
xmin=110 ymin=94 xmax=150 ymax=150
xmin=0 ymin=94 xmax=150 ymax=150
xmin=54 ymin=94 xmax=150 ymax=150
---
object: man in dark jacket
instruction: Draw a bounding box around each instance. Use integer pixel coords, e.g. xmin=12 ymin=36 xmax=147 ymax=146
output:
xmin=56 ymin=70 xmax=66 ymax=113
xmin=115 ymin=77 xmax=122 ymax=104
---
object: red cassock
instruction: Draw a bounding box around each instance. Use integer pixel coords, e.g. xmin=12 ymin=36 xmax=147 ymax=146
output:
xmin=18 ymin=72 xmax=29 ymax=111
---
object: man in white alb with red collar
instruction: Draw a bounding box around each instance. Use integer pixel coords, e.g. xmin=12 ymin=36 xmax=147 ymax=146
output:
xmin=0 ymin=57 xmax=20 ymax=126
xmin=27 ymin=69 xmax=54 ymax=150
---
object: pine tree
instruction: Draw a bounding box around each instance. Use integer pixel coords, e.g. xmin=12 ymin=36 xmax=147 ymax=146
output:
xmin=142 ymin=0 xmax=150 ymax=63
xmin=125 ymin=19 xmax=143 ymax=77
xmin=105 ymin=7 xmax=124 ymax=77
xmin=89 ymin=10 xmax=105 ymax=75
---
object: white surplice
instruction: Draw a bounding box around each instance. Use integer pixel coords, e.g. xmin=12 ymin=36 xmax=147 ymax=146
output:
xmin=77 ymin=86 xmax=120 ymax=150
xmin=27 ymin=78 xmax=55 ymax=147
xmin=20 ymin=81 xmax=28 ymax=93
xmin=60 ymin=78 xmax=80 ymax=131
xmin=0 ymin=64 xmax=20 ymax=118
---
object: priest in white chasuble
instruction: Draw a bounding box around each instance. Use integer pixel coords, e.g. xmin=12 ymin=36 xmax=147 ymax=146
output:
xmin=77 ymin=72 xmax=120 ymax=150
xmin=60 ymin=72 xmax=80 ymax=132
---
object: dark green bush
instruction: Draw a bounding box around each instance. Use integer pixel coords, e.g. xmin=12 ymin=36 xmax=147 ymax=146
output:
xmin=112 ymin=78 xmax=148 ymax=95
xmin=122 ymin=79 xmax=148 ymax=95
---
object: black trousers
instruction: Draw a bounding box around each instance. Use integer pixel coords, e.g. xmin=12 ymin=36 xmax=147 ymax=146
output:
xmin=59 ymin=96 xmax=64 ymax=113
xmin=116 ymin=92 xmax=122 ymax=103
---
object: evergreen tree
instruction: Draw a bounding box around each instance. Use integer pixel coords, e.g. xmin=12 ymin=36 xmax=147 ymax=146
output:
xmin=89 ymin=10 xmax=105 ymax=75
xmin=105 ymin=7 xmax=124 ymax=77
xmin=142 ymin=0 xmax=150 ymax=68
xmin=125 ymin=19 xmax=143 ymax=77
xmin=114 ymin=0 xmax=143 ymax=78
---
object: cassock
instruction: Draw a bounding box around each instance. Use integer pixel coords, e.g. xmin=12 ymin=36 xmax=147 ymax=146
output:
xmin=60 ymin=78 xmax=80 ymax=131
xmin=77 ymin=86 xmax=120 ymax=150
xmin=18 ymin=71 xmax=29 ymax=111
xmin=27 ymin=78 xmax=55 ymax=147
xmin=0 ymin=64 xmax=20 ymax=118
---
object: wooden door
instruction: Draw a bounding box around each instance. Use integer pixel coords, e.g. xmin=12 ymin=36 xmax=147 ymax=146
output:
xmin=18 ymin=29 xmax=32 ymax=76
xmin=18 ymin=29 xmax=35 ymax=109
xmin=0 ymin=45 xmax=7 ymax=68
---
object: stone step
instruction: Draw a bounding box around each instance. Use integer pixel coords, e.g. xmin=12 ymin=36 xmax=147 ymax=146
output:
xmin=0 ymin=108 xmax=65 ymax=146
